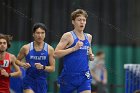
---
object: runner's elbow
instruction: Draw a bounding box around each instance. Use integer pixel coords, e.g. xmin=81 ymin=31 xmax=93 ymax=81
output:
xmin=54 ymin=51 xmax=61 ymax=58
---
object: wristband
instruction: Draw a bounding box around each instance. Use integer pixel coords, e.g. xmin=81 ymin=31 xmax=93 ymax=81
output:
xmin=9 ymin=74 xmax=11 ymax=77
xmin=43 ymin=66 xmax=45 ymax=70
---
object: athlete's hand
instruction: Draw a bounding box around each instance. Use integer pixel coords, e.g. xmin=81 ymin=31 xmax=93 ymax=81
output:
xmin=0 ymin=66 xmax=3 ymax=70
xmin=1 ymin=69 xmax=9 ymax=77
xmin=96 ymin=78 xmax=101 ymax=83
xmin=89 ymin=53 xmax=94 ymax=61
xmin=35 ymin=63 xmax=43 ymax=69
xmin=102 ymin=79 xmax=107 ymax=84
xmin=22 ymin=63 xmax=31 ymax=69
xmin=73 ymin=41 xmax=83 ymax=51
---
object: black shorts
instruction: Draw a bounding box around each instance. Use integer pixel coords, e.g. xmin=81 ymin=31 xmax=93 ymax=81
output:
xmin=91 ymin=84 xmax=97 ymax=92
xmin=91 ymin=82 xmax=107 ymax=93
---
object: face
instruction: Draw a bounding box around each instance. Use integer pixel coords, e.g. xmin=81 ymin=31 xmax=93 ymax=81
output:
xmin=0 ymin=39 xmax=7 ymax=52
xmin=33 ymin=28 xmax=46 ymax=43
xmin=72 ymin=15 xmax=87 ymax=31
xmin=98 ymin=54 xmax=105 ymax=60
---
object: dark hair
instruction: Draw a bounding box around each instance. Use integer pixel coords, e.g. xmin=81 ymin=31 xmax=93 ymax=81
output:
xmin=71 ymin=9 xmax=88 ymax=20
xmin=96 ymin=50 xmax=104 ymax=56
xmin=0 ymin=34 xmax=13 ymax=49
xmin=135 ymin=90 xmax=140 ymax=93
xmin=32 ymin=23 xmax=47 ymax=33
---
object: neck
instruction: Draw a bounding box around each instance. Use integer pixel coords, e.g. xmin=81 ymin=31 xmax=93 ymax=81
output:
xmin=34 ymin=41 xmax=44 ymax=46
xmin=34 ymin=41 xmax=44 ymax=50
xmin=0 ymin=51 xmax=6 ymax=60
xmin=74 ymin=29 xmax=83 ymax=35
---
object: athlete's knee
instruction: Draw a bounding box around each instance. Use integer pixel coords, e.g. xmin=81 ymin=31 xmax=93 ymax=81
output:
xmin=24 ymin=89 xmax=34 ymax=93
xmin=80 ymin=90 xmax=91 ymax=93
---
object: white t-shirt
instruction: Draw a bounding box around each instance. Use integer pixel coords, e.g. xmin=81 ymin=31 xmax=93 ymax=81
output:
xmin=89 ymin=58 xmax=105 ymax=84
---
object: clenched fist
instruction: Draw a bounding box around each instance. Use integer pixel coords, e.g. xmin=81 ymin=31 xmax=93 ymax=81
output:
xmin=22 ymin=63 xmax=31 ymax=69
xmin=35 ymin=63 xmax=44 ymax=70
xmin=1 ymin=69 xmax=9 ymax=77
xmin=73 ymin=41 xmax=83 ymax=51
xmin=89 ymin=53 xmax=94 ymax=61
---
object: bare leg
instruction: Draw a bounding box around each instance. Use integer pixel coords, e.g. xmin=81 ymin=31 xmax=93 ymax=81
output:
xmin=24 ymin=89 xmax=34 ymax=93
xmin=80 ymin=90 xmax=91 ymax=93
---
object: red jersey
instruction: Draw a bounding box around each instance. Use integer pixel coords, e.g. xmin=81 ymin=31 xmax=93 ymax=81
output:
xmin=0 ymin=52 xmax=11 ymax=93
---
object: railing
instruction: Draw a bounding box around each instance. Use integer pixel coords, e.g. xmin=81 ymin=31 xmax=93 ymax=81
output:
xmin=124 ymin=64 xmax=140 ymax=93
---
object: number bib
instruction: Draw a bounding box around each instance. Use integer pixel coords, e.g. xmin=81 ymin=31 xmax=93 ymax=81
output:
xmin=1 ymin=60 xmax=10 ymax=67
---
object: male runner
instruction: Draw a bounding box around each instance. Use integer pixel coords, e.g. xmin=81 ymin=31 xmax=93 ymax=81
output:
xmin=55 ymin=9 xmax=94 ymax=93
xmin=16 ymin=23 xmax=55 ymax=93
xmin=0 ymin=34 xmax=21 ymax=93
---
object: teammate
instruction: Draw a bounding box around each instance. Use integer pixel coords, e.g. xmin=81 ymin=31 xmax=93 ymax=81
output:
xmin=0 ymin=34 xmax=21 ymax=93
xmin=54 ymin=9 xmax=94 ymax=93
xmin=16 ymin=23 xmax=55 ymax=93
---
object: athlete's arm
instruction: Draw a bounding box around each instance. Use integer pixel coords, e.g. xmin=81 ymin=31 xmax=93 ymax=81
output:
xmin=54 ymin=32 xmax=82 ymax=58
xmin=44 ymin=45 xmax=55 ymax=72
xmin=87 ymin=34 xmax=94 ymax=61
xmin=16 ymin=45 xmax=31 ymax=68
xmin=10 ymin=54 xmax=21 ymax=77
xmin=54 ymin=33 xmax=74 ymax=58
xmin=90 ymin=69 xmax=101 ymax=82
xmin=103 ymin=68 xmax=107 ymax=84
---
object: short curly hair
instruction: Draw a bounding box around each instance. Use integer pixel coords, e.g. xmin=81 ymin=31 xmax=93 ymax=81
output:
xmin=71 ymin=9 xmax=88 ymax=20
xmin=0 ymin=34 xmax=13 ymax=49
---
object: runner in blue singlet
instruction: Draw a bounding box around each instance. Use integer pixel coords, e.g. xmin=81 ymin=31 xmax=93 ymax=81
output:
xmin=55 ymin=9 xmax=94 ymax=93
xmin=16 ymin=23 xmax=55 ymax=93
